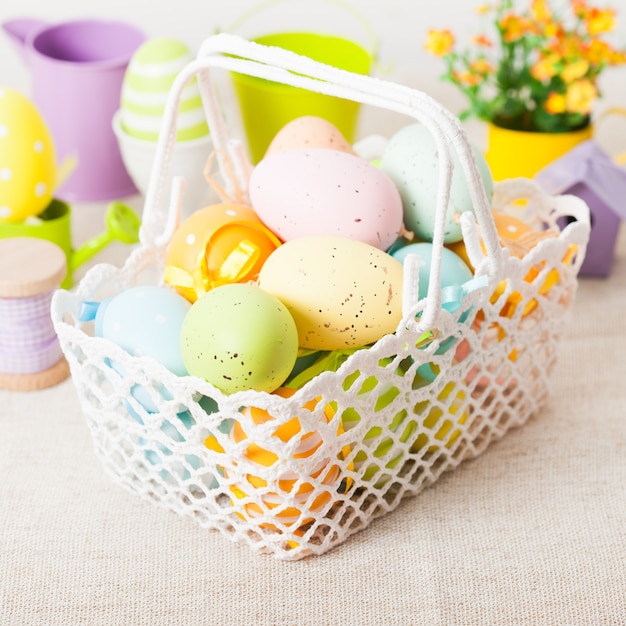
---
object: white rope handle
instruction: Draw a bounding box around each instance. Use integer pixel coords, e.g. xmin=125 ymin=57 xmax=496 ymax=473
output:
xmin=141 ymin=33 xmax=503 ymax=331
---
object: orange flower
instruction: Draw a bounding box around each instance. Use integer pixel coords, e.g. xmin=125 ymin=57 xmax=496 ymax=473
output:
xmin=452 ymin=70 xmax=482 ymax=87
xmin=560 ymin=59 xmax=590 ymax=83
xmin=544 ymin=92 xmax=567 ymax=114
xmin=425 ymin=29 xmax=455 ymax=56
xmin=585 ymin=7 xmax=616 ymax=34
xmin=571 ymin=0 xmax=589 ymax=19
xmin=565 ymin=79 xmax=598 ymax=114
xmin=472 ymin=34 xmax=493 ymax=47
xmin=552 ymin=33 xmax=585 ymax=59
xmin=531 ymin=54 xmax=560 ymax=81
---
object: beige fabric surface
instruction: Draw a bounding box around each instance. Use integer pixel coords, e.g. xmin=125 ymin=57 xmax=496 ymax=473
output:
xmin=1 ymin=217 xmax=626 ymax=625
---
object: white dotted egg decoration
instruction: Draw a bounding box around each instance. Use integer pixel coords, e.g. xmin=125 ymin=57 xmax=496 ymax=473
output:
xmin=0 ymin=87 xmax=57 ymax=223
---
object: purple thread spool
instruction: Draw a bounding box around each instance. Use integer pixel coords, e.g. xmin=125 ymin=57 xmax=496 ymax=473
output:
xmin=0 ymin=237 xmax=69 ymax=390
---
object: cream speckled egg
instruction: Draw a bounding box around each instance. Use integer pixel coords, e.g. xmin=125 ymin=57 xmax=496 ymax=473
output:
xmin=264 ymin=116 xmax=356 ymax=157
xmin=0 ymin=87 xmax=57 ymax=222
xmin=120 ymin=37 xmax=208 ymax=142
xmin=258 ymin=236 xmax=404 ymax=350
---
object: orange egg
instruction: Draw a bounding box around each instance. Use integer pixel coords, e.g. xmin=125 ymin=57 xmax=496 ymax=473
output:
xmin=207 ymin=387 xmax=351 ymax=540
xmin=446 ymin=212 xmax=534 ymax=271
xmin=264 ymin=115 xmax=356 ymax=158
xmin=164 ymin=203 xmax=281 ymax=302
xmin=492 ymin=211 xmax=533 ymax=242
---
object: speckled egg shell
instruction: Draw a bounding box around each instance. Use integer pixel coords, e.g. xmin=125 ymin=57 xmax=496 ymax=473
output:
xmin=180 ymin=283 xmax=298 ymax=394
xmin=249 ymin=148 xmax=403 ymax=250
xmin=264 ymin=116 xmax=356 ymax=157
xmin=258 ymin=236 xmax=405 ymax=350
xmin=380 ymin=123 xmax=493 ymax=244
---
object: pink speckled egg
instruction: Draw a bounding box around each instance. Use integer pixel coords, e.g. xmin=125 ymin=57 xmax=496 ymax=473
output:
xmin=249 ymin=147 xmax=403 ymax=250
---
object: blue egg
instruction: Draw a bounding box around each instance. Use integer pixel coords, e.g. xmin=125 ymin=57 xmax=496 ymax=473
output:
xmin=392 ymin=242 xmax=473 ymax=300
xmin=95 ymin=285 xmax=191 ymax=376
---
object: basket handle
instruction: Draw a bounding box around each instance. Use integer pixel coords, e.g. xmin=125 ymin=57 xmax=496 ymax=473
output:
xmin=141 ymin=33 xmax=502 ymax=330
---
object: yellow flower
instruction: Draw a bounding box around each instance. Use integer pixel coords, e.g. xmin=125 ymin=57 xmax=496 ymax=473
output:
xmin=586 ymin=39 xmax=613 ymax=64
xmin=560 ymin=59 xmax=590 ymax=83
xmin=499 ymin=14 xmax=529 ymax=42
xmin=425 ymin=29 xmax=455 ymax=56
xmin=531 ymin=54 xmax=560 ymax=81
xmin=475 ymin=4 xmax=491 ymax=15
xmin=610 ymin=49 xmax=626 ymax=65
xmin=531 ymin=0 xmax=552 ymax=23
xmin=565 ymin=79 xmax=597 ymax=114
xmin=543 ymin=21 xmax=559 ymax=37
xmin=545 ymin=92 xmax=566 ymax=114
xmin=469 ymin=58 xmax=495 ymax=74
xmin=586 ymin=8 xmax=616 ymax=35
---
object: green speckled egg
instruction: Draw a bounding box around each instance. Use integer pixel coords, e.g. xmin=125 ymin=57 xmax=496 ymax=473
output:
xmin=120 ymin=37 xmax=208 ymax=142
xmin=180 ymin=283 xmax=298 ymax=394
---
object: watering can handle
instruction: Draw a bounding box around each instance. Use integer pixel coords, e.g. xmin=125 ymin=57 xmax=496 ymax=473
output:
xmin=140 ymin=33 xmax=503 ymax=332
xmin=1 ymin=18 xmax=49 ymax=63
xmin=224 ymin=0 xmax=378 ymax=59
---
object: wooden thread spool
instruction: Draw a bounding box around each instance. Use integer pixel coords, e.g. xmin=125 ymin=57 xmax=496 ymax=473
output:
xmin=0 ymin=237 xmax=70 ymax=390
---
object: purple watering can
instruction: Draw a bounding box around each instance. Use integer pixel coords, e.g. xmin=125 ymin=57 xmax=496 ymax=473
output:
xmin=2 ymin=18 xmax=145 ymax=201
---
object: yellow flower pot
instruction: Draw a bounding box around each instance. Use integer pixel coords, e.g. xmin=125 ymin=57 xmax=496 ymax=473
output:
xmin=485 ymin=123 xmax=594 ymax=181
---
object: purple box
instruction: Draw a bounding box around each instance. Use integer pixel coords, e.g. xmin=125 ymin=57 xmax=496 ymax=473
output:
xmin=535 ymin=139 xmax=626 ymax=277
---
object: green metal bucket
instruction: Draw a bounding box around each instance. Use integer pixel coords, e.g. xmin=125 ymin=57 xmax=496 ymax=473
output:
xmin=231 ymin=31 xmax=373 ymax=163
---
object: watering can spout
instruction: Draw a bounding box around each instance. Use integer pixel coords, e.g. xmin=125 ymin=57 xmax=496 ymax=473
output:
xmin=70 ymin=201 xmax=141 ymax=271
xmin=2 ymin=18 xmax=49 ymax=64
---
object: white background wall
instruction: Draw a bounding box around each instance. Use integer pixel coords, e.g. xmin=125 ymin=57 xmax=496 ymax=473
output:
xmin=1 ymin=0 xmax=626 ymax=151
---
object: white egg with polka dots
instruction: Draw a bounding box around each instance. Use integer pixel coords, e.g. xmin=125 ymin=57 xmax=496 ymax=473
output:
xmin=0 ymin=87 xmax=57 ymax=222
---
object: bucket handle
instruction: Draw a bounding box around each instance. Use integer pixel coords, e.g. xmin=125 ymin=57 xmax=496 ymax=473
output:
xmin=596 ymin=107 xmax=626 ymax=165
xmin=223 ymin=0 xmax=378 ymax=61
xmin=140 ymin=33 xmax=502 ymax=332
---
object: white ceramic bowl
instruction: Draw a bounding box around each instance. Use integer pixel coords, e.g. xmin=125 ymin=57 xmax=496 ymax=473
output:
xmin=113 ymin=110 xmax=214 ymax=217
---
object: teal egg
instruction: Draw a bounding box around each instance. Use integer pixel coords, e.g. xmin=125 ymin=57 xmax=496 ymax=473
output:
xmin=381 ymin=123 xmax=493 ymax=243
xmin=392 ymin=242 xmax=473 ymax=300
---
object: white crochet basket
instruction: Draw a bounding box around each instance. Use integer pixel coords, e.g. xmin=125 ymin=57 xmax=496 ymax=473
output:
xmin=51 ymin=33 xmax=590 ymax=560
